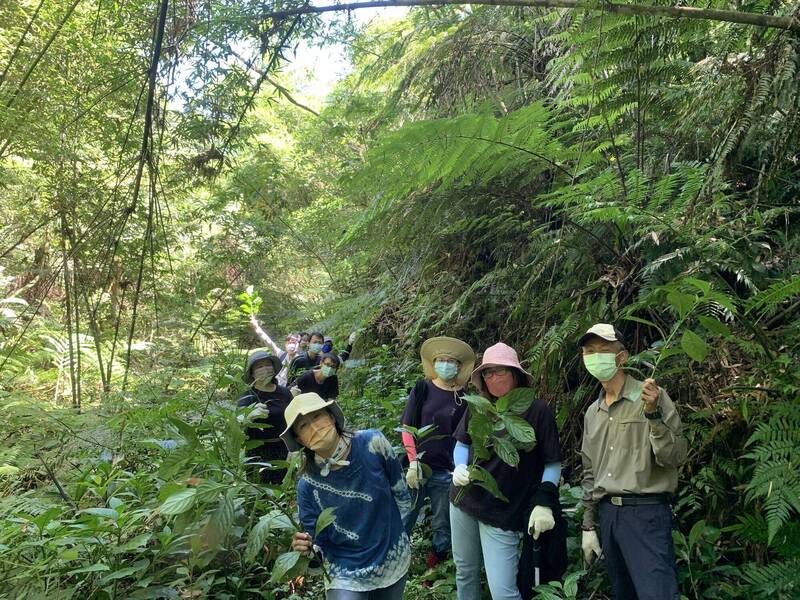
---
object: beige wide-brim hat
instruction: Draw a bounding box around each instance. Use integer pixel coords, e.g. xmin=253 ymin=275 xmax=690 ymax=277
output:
xmin=280 ymin=392 xmax=345 ymax=452
xmin=420 ymin=337 xmax=476 ymax=387
xmin=471 ymin=342 xmax=534 ymax=395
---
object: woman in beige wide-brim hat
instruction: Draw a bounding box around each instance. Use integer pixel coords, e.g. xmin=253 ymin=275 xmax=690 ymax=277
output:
xmin=448 ymin=342 xmax=565 ymax=599
xmin=400 ymin=336 xmax=475 ymax=568
xmin=284 ymin=393 xmax=412 ymax=599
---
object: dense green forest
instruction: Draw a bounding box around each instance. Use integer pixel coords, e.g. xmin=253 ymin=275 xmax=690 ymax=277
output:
xmin=1 ymin=0 xmax=799 ymax=598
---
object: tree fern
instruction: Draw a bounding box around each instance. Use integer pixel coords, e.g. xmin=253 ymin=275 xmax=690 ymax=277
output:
xmin=743 ymin=406 xmax=800 ymax=543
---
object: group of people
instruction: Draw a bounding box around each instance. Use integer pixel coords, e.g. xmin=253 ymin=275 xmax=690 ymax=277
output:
xmin=238 ymin=324 xmax=688 ymax=600
xmin=237 ymin=331 xmax=353 ymax=484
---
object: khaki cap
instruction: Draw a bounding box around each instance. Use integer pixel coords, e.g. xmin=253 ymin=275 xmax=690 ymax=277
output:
xmin=578 ymin=323 xmax=625 ymax=347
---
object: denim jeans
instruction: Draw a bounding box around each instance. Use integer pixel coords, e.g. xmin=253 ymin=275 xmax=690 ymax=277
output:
xmin=450 ymin=503 xmax=523 ymax=600
xmin=326 ymin=575 xmax=406 ymax=600
xmin=402 ymin=469 xmax=453 ymax=554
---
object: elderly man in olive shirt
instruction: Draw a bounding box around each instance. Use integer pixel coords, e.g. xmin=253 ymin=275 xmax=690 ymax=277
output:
xmin=579 ymin=324 xmax=687 ymax=600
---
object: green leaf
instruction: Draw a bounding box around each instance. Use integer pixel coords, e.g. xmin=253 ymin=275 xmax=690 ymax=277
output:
xmin=697 ymin=315 xmax=731 ymax=338
xmin=159 ymin=488 xmax=197 ymax=515
xmin=81 ymin=508 xmax=119 ymax=521
xmin=195 ymin=480 xmax=226 ymax=503
xmin=688 ymin=519 xmax=707 ymax=550
xmin=315 ymin=507 xmax=337 ymax=537
xmin=464 ymin=393 xmax=494 ymax=415
xmin=205 ymin=490 xmax=236 ymax=548
xmin=492 ymin=435 xmax=520 ymax=467
xmin=496 ymin=387 xmax=533 ymax=415
xmin=167 ymin=417 xmax=199 ymax=445
xmin=681 ymin=330 xmax=708 ymax=362
xmin=467 ymin=412 xmax=495 ymax=451
xmin=667 ymin=290 xmax=696 ymax=319
xmin=99 ymin=560 xmax=149 ymax=584
xmin=470 ymin=465 xmax=508 ymax=502
xmin=66 ymin=563 xmax=110 ymax=575
xmin=502 ymin=416 xmax=537 ymax=444
xmin=245 ymin=515 xmax=273 ymax=564
xmin=270 ymin=551 xmax=302 ymax=583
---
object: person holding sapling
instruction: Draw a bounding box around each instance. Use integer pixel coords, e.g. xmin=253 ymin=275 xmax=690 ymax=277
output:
xmin=578 ymin=324 xmax=687 ymax=600
xmin=294 ymin=352 xmax=340 ymax=400
xmin=285 ymin=393 xmax=411 ymax=599
xmin=449 ymin=342 xmax=564 ymax=600
xmin=237 ymin=350 xmax=293 ymax=485
xmin=400 ymin=336 xmax=475 ymax=568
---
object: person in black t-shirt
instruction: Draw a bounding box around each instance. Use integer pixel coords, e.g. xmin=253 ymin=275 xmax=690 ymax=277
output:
xmin=287 ymin=332 xmax=325 ymax=385
xmin=294 ymin=352 xmax=340 ymax=400
xmin=449 ymin=342 xmax=564 ymax=600
xmin=237 ymin=350 xmax=293 ymax=485
xmin=400 ymin=336 xmax=476 ymax=568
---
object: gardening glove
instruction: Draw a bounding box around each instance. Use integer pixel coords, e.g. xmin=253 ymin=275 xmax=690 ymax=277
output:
xmin=290 ymin=386 xmax=301 ymax=397
xmin=452 ymin=464 xmax=471 ymax=487
xmin=527 ymin=505 xmax=555 ymax=539
xmin=582 ymin=529 xmax=602 ymax=565
xmin=406 ymin=460 xmax=422 ymax=489
xmin=249 ymin=403 xmax=270 ymax=419
xmin=348 ymin=331 xmax=357 ymax=344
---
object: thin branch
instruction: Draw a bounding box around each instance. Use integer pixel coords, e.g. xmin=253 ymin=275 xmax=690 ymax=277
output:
xmin=259 ymin=0 xmax=800 ymax=32
xmin=36 ymin=451 xmax=78 ymax=511
xmin=218 ymin=42 xmax=321 ymax=117
xmin=0 ymin=0 xmax=47 ymax=90
xmin=122 ymin=0 xmax=170 ymax=389
xmin=2 ymin=0 xmax=83 ymax=111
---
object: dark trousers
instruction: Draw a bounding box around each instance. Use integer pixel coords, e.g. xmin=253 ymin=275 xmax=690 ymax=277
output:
xmin=598 ymin=500 xmax=679 ymax=600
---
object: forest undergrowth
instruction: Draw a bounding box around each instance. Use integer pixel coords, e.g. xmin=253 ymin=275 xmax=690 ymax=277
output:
xmin=2 ymin=0 xmax=800 ymax=598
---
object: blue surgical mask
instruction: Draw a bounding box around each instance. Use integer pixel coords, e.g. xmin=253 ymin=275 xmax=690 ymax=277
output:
xmin=434 ymin=360 xmax=459 ymax=381
xmin=321 ymin=365 xmax=337 ymax=378
xmin=322 ymin=343 xmax=332 ymax=353
xmin=310 ymin=343 xmax=323 ymax=353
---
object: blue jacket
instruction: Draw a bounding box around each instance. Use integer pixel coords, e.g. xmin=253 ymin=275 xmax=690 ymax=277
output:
xmin=297 ymin=429 xmax=411 ymax=591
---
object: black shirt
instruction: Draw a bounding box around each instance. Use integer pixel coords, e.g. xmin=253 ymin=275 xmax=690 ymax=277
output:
xmin=401 ymin=380 xmax=467 ymax=472
xmin=296 ymin=369 xmax=339 ymax=400
xmin=237 ymin=385 xmax=293 ymax=463
xmin=287 ymin=352 xmax=321 ymax=384
xmin=450 ymin=389 xmax=561 ymax=532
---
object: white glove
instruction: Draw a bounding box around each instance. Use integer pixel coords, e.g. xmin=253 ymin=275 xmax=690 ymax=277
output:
xmin=348 ymin=331 xmax=357 ymax=344
xmin=582 ymin=529 xmax=602 ymax=564
xmin=290 ymin=386 xmax=301 ymax=397
xmin=452 ymin=464 xmax=471 ymax=487
xmin=406 ymin=460 xmax=422 ymax=489
xmin=528 ymin=505 xmax=555 ymax=539
xmin=249 ymin=403 xmax=270 ymax=419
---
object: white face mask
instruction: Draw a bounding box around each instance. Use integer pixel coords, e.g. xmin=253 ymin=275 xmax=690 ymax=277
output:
xmin=252 ymin=366 xmax=275 ymax=383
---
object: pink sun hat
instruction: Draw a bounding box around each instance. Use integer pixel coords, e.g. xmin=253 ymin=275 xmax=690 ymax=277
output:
xmin=471 ymin=342 xmax=534 ymax=393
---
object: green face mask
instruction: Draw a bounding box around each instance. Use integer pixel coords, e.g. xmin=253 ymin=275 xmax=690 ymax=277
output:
xmin=583 ymin=352 xmax=620 ymax=382
xmin=321 ymin=365 xmax=337 ymax=378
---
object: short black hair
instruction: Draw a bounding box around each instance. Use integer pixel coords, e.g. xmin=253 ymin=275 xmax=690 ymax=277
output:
xmin=310 ymin=332 xmax=324 ymax=342
xmin=320 ymin=352 xmax=341 ymax=367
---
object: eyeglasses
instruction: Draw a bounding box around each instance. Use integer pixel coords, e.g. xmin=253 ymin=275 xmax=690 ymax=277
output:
xmin=483 ymin=367 xmax=510 ymax=380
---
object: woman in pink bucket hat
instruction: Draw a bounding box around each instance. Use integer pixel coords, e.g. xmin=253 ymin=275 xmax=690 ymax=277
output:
xmin=448 ymin=342 xmax=565 ymax=600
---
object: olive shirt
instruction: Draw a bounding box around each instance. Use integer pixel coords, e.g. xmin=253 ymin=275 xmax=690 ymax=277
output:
xmin=581 ymin=374 xmax=688 ymax=528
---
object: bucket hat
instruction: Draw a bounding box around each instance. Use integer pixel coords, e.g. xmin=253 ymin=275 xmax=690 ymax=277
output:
xmin=280 ymin=392 xmax=346 ymax=452
xmin=471 ymin=342 xmax=534 ymax=394
xmin=420 ymin=336 xmax=476 ymax=387
xmin=243 ymin=350 xmax=283 ymax=384
xmin=578 ymin=323 xmax=626 ymax=347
